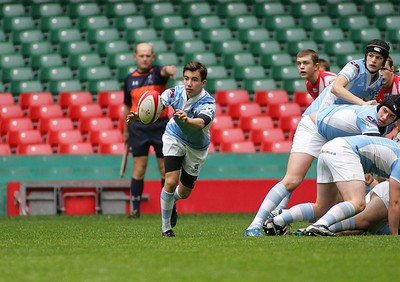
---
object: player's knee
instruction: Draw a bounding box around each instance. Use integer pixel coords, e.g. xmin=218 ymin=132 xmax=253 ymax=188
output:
xmin=282 ymin=176 xmax=303 ymax=191
xmin=353 ymin=200 xmax=366 ymax=213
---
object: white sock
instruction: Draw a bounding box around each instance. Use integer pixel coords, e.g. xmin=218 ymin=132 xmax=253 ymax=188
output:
xmin=314 ymin=201 xmax=355 ymax=227
xmin=160 ymin=188 xmax=175 ymax=232
xmin=248 ymin=182 xmax=290 ymax=229
xmin=274 ymin=203 xmax=314 ymax=226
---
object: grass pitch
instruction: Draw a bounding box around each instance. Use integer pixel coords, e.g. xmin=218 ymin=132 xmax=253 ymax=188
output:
xmin=1 ymin=213 xmax=399 ymax=282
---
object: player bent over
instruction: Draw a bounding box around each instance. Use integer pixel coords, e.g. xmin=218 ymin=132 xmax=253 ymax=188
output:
xmin=244 ymin=39 xmax=391 ymax=236
xmin=265 ymin=135 xmax=400 ymax=236
xmin=128 ymin=61 xmax=216 ymax=237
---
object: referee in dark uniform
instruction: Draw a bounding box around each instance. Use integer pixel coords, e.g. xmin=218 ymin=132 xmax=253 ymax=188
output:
xmin=123 ymin=42 xmax=176 ymax=219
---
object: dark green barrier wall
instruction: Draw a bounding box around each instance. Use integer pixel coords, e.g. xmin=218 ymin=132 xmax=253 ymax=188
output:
xmin=0 ymin=153 xmax=317 ymax=215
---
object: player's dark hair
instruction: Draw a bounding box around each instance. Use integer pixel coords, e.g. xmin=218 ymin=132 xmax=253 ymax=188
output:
xmin=318 ymin=58 xmax=330 ymax=71
xmin=184 ymin=61 xmax=208 ymax=81
xmin=365 ymin=39 xmax=390 ymax=69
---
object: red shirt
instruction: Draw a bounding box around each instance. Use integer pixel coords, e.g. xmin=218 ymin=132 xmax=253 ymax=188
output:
xmin=123 ymin=66 xmax=169 ymax=119
xmin=376 ymin=74 xmax=400 ymax=103
xmin=306 ymin=70 xmax=337 ymax=99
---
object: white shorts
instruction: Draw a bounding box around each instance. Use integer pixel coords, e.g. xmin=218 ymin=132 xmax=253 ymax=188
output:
xmin=291 ymin=115 xmax=327 ymax=158
xmin=366 ymin=182 xmax=390 ymax=235
xmin=162 ymin=133 xmax=208 ymax=177
xmin=317 ymin=138 xmax=365 ymax=183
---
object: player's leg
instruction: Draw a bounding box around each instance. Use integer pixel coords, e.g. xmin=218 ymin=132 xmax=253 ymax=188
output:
xmin=310 ymin=180 xmax=365 ymax=231
xmin=245 ymin=152 xmax=314 ymax=233
xmin=128 ymin=156 xmax=149 ymax=218
xmin=128 ymin=122 xmax=151 ymax=219
xmin=272 ymin=181 xmax=338 ymax=227
xmin=151 ymin=117 xmax=168 ymax=188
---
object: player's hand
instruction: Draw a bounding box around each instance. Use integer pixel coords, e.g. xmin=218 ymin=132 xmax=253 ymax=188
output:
xmin=126 ymin=111 xmax=139 ymax=123
xmin=166 ymin=65 xmax=177 ymax=80
xmin=174 ymin=109 xmax=188 ymax=123
xmin=364 ymin=100 xmax=378 ymax=105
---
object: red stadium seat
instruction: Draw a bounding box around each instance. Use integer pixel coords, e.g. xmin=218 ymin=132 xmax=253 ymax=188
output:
xmin=98 ymin=142 xmax=125 ymax=154
xmin=78 ymin=116 xmax=114 ymax=134
xmin=106 ymin=104 xmax=125 ymax=121
xmin=19 ymin=92 xmax=54 ymax=112
xmin=28 ymin=104 xmax=64 ymax=122
xmin=0 ymin=105 xmax=23 ymax=121
xmin=68 ymin=104 xmax=103 ymax=121
xmin=210 ymin=115 xmax=234 ymax=135
xmin=227 ymin=103 xmax=262 ymax=121
xmin=17 ymin=144 xmax=53 ymax=155
xmin=6 ymin=130 xmax=42 ymax=147
xmin=239 ymin=115 xmax=274 ymax=133
xmin=97 ymin=90 xmax=124 ymax=109
xmin=0 ymin=144 xmax=12 ymax=155
xmin=254 ymin=90 xmax=289 ymax=112
xmin=211 ymin=128 xmax=245 ymax=146
xmin=267 ymin=103 xmax=302 ymax=120
xmin=0 ymin=92 xmax=15 ymax=106
xmin=215 ymin=89 xmax=250 ymax=112
xmin=220 ymin=141 xmax=256 ymax=153
xmin=58 ymin=142 xmax=94 ymax=154
xmin=87 ymin=129 xmax=123 ymax=146
xmin=1 ymin=117 xmax=33 ymax=137
xmin=293 ymin=91 xmax=313 ymax=111
xmin=58 ymin=91 xmax=93 ymax=111
xmin=38 ymin=117 xmax=74 ymax=135
xmin=261 ymin=140 xmax=293 ymax=153
xmin=279 ymin=115 xmax=302 ymax=133
xmin=250 ymin=128 xmax=286 ymax=145
xmin=46 ymin=130 xmax=83 ymax=147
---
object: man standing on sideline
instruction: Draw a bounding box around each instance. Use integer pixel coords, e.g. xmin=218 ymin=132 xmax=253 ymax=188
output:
xmin=123 ymin=42 xmax=176 ymax=219
xmin=127 ymin=61 xmax=216 ymax=237
xmin=296 ymin=49 xmax=336 ymax=100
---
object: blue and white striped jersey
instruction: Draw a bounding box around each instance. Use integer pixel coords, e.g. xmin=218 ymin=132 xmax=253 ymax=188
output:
xmin=316 ymin=104 xmax=383 ymax=140
xmin=341 ymin=135 xmax=400 ymax=181
xmin=161 ymin=85 xmax=216 ymax=150
xmin=304 ymin=59 xmax=383 ymax=115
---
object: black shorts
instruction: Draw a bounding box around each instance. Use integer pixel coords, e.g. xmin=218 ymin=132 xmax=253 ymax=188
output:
xmin=129 ymin=117 xmax=168 ymax=158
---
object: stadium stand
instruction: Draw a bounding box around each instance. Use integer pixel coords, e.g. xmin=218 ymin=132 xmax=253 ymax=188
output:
xmin=0 ymin=0 xmax=399 ymax=155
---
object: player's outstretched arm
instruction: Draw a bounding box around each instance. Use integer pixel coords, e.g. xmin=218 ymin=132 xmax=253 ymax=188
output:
xmin=331 ymin=75 xmax=377 ymax=105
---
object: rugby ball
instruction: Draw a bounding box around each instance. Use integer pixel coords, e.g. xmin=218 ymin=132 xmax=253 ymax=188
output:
xmin=137 ymin=90 xmax=163 ymax=124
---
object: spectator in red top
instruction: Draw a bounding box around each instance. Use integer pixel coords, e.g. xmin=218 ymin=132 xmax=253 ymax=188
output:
xmin=376 ymin=56 xmax=400 ymax=141
xmin=296 ymin=49 xmax=336 ymax=100
xmin=376 ymin=56 xmax=400 ymax=103
xmin=318 ymin=58 xmax=331 ymax=71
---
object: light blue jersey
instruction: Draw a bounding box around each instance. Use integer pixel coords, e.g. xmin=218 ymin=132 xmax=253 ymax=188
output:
xmin=304 ymin=59 xmax=383 ymax=115
xmin=341 ymin=135 xmax=400 ymax=180
xmin=316 ymin=104 xmax=385 ymax=140
xmin=160 ymin=85 xmax=216 ymax=150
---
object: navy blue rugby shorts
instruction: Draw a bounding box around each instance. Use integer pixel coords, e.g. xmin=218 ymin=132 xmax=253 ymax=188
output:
xmin=129 ymin=117 xmax=168 ymax=158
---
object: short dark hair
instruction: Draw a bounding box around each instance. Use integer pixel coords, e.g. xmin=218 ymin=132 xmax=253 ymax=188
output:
xmin=183 ymin=61 xmax=208 ymax=81
xmin=318 ymin=58 xmax=330 ymax=71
